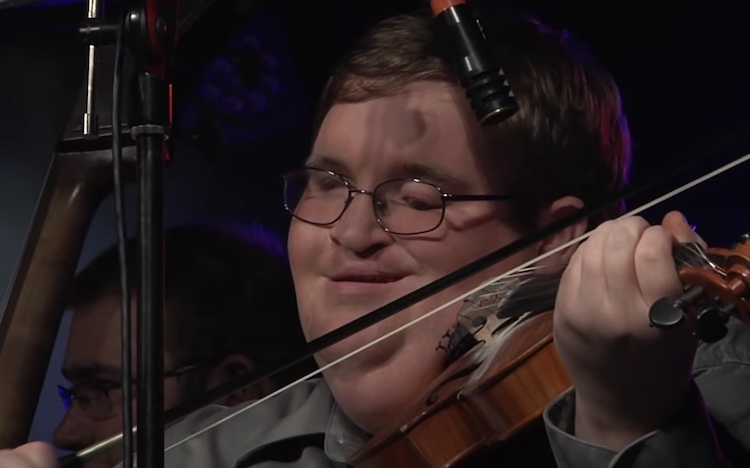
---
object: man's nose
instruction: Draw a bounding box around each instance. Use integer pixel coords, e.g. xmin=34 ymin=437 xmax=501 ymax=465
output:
xmin=52 ymin=406 xmax=94 ymax=452
xmin=329 ymin=192 xmax=393 ymax=256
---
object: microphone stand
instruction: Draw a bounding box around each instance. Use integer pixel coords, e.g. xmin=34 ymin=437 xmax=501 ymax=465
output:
xmin=121 ymin=1 xmax=176 ymax=467
xmin=83 ymin=0 xmax=177 ymax=465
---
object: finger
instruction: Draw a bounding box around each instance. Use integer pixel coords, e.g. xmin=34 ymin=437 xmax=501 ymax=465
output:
xmin=579 ymin=221 xmax=609 ymax=302
xmin=555 ymin=241 xmax=584 ymax=318
xmin=602 ymin=217 xmax=650 ymax=319
xmin=661 ymin=210 xmax=706 ymax=248
xmin=554 ymin=241 xmax=590 ymax=347
xmin=15 ymin=442 xmax=55 ymax=468
xmin=561 ymin=220 xmax=612 ymax=331
xmin=0 ymin=450 xmax=35 ymax=468
xmin=634 ymin=225 xmax=683 ymax=308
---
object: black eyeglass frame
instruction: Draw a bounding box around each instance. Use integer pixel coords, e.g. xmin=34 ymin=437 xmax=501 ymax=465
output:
xmin=282 ymin=166 xmax=517 ymax=235
xmin=57 ymin=364 xmax=199 ymax=420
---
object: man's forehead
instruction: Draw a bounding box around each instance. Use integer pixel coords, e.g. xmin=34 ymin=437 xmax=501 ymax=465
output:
xmin=63 ymin=298 xmax=128 ymax=381
xmin=322 ymin=82 xmax=472 ymax=138
xmin=306 ymin=151 xmax=469 ymax=190
xmin=313 ymin=83 xmax=483 ymax=178
xmin=68 ymin=293 xmax=134 ymax=334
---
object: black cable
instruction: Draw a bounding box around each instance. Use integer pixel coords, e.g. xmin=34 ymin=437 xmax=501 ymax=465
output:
xmin=111 ymin=8 xmax=134 ymax=468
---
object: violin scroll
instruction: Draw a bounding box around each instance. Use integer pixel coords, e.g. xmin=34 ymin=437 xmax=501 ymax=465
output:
xmin=649 ymin=234 xmax=750 ymax=342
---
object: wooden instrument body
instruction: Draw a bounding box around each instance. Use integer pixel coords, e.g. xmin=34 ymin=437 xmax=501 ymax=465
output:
xmin=350 ymin=312 xmax=571 ymax=467
xmin=0 ymin=42 xmax=136 ymax=447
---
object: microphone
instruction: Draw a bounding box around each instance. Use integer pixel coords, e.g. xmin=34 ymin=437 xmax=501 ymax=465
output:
xmin=430 ymin=0 xmax=518 ymax=126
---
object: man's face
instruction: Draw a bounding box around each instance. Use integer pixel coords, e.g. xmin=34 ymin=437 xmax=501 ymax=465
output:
xmin=52 ymin=294 xmax=183 ymax=468
xmin=287 ymin=80 xmax=541 ymax=433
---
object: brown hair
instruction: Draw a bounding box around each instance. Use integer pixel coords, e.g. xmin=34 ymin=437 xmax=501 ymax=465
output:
xmin=314 ymin=4 xmax=631 ymax=229
xmin=68 ymin=223 xmax=314 ymax=388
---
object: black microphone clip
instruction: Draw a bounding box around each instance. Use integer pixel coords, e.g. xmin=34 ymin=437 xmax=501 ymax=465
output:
xmin=430 ymin=0 xmax=518 ymax=126
xmin=126 ymin=0 xmax=178 ymax=77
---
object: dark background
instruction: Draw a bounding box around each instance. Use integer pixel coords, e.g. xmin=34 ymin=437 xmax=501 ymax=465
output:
xmin=0 ymin=0 xmax=748 ymax=450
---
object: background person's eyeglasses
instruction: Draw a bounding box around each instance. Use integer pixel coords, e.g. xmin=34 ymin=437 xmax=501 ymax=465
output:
xmin=57 ymin=364 xmax=198 ymax=420
xmin=283 ymin=167 xmax=517 ymax=235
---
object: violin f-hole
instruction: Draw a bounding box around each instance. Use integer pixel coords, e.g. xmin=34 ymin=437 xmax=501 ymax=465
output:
xmin=425 ymin=362 xmax=482 ymax=405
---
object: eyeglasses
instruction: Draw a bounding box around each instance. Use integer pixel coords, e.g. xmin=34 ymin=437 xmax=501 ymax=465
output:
xmin=283 ymin=167 xmax=517 ymax=235
xmin=57 ymin=364 xmax=198 ymax=421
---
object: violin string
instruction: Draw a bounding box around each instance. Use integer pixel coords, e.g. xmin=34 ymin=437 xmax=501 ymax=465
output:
xmin=452 ymin=271 xmax=539 ymax=335
xmin=66 ymin=150 xmax=748 ymax=463
xmin=452 ymin=266 xmax=545 ymax=341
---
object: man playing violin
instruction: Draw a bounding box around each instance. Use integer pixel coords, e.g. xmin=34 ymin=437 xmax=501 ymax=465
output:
xmin=3 ymin=2 xmax=750 ymax=467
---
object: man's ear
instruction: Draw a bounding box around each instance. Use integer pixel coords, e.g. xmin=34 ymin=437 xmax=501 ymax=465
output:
xmin=204 ymin=354 xmax=276 ymax=407
xmin=534 ymin=196 xmax=587 ymax=267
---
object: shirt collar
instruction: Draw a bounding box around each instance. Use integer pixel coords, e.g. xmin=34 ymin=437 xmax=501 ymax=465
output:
xmin=322 ymin=387 xmax=371 ymax=463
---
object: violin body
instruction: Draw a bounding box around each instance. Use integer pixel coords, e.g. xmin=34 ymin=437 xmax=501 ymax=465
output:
xmin=349 ymin=311 xmax=571 ymax=467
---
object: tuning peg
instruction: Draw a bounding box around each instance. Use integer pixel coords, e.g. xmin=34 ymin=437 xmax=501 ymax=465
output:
xmin=649 ymin=297 xmax=685 ymax=328
xmin=695 ymin=303 xmax=735 ymax=342
xmin=649 ymin=286 xmax=705 ymax=329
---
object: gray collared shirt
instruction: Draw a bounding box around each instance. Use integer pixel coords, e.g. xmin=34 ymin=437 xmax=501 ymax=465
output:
xmin=140 ymin=378 xmax=368 ymax=468
xmin=545 ymin=318 xmax=750 ymax=467
xmin=125 ymin=318 xmax=750 ymax=467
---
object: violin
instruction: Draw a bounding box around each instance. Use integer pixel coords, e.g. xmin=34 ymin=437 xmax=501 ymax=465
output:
xmin=347 ymin=239 xmax=750 ymax=467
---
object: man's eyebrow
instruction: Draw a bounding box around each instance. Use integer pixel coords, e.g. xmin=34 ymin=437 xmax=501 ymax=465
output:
xmin=62 ymin=364 xmax=123 ymax=382
xmin=304 ymin=151 xmax=349 ymax=173
xmin=398 ymin=162 xmax=468 ymax=190
xmin=304 ymin=153 xmax=469 ymax=190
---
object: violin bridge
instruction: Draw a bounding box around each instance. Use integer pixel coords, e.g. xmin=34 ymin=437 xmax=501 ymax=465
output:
xmin=439 ymin=267 xmax=539 ymax=363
